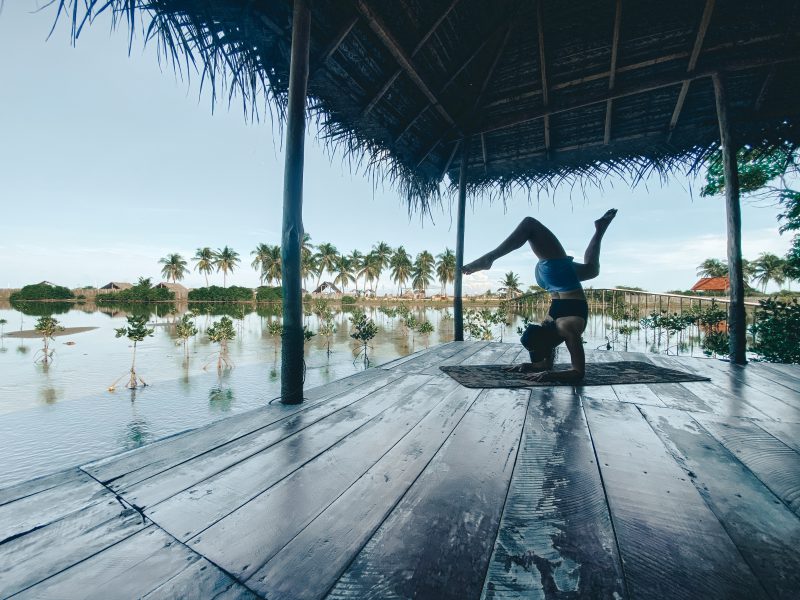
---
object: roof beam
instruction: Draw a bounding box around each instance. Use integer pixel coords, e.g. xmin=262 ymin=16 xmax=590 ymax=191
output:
xmin=604 ymin=0 xmax=623 ymax=144
xmin=754 ymin=67 xmax=776 ymax=112
xmin=668 ymin=0 xmax=715 ymax=140
xmin=361 ymin=0 xmax=461 ymax=117
xmin=356 ymin=0 xmax=456 ymax=128
xmin=536 ymin=0 xmax=551 ymax=154
xmin=311 ymin=15 xmax=359 ymax=76
xmin=440 ymin=140 xmax=461 ymax=179
xmin=468 ymin=53 xmax=800 ymax=137
xmin=481 ymin=133 xmax=488 ymax=174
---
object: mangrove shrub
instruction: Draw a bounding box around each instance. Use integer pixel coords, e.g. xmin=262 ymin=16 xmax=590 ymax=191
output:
xmin=11 ymin=283 xmax=74 ymax=301
xmin=751 ymin=298 xmax=800 ymax=363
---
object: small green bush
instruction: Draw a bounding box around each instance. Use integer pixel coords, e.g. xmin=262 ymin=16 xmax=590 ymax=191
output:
xmin=256 ymin=286 xmax=282 ymax=302
xmin=341 ymin=295 xmax=357 ymax=305
xmin=96 ymin=278 xmax=173 ymax=303
xmin=10 ymin=283 xmax=74 ymax=301
xmin=751 ymin=298 xmax=800 ymax=363
xmin=188 ymin=285 xmax=253 ymax=302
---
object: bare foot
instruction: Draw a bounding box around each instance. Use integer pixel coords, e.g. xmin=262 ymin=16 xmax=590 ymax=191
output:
xmin=462 ymin=255 xmax=493 ymax=274
xmin=595 ymin=208 xmax=618 ymax=234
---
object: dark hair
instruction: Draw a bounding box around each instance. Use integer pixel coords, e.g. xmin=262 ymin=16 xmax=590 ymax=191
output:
xmin=520 ymin=321 xmax=564 ymax=362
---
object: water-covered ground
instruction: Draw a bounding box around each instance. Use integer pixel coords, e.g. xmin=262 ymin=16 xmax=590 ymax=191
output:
xmin=0 ymin=300 xmax=714 ymax=487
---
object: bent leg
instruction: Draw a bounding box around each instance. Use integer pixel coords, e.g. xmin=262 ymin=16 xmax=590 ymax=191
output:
xmin=573 ymin=209 xmax=617 ymax=281
xmin=463 ymin=217 xmax=566 ymax=274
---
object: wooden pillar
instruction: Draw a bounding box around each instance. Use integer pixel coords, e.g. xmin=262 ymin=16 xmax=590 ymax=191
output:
xmin=453 ymin=135 xmax=471 ymax=341
xmin=713 ymin=73 xmax=747 ymax=364
xmin=280 ymin=0 xmax=312 ymax=403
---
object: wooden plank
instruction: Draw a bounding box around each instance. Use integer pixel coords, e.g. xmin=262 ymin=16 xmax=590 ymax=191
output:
xmin=0 ymin=469 xmax=108 ymax=543
xmin=0 ymin=467 xmax=86 ymax=507
xmin=393 ymin=341 xmax=470 ymax=373
xmin=582 ymin=399 xmax=767 ymax=599
xmin=422 ymin=340 xmax=491 ymax=374
xmin=84 ymin=368 xmax=399 ymax=486
xmin=140 ymin=558 xmax=259 ymax=600
xmin=641 ymin=405 xmax=800 ymax=599
xmin=747 ymin=362 xmax=800 ymax=392
xmin=106 ymin=371 xmax=408 ymax=505
xmin=701 ymin=359 xmax=800 ymax=413
xmin=377 ymin=343 xmax=444 ymax=370
xmin=754 ymin=419 xmax=800 ymax=453
xmin=326 ymin=387 xmax=529 ymax=600
xmin=13 ymin=526 xmax=200 ymax=600
xmin=0 ymin=496 xmax=146 ymax=597
xmin=146 ymin=374 xmax=450 ymax=542
xmin=694 ymin=414 xmax=800 ymax=516
xmin=242 ymin=384 xmax=485 ymax=599
xmin=647 ymin=382 xmax=717 ymax=412
xmin=612 ymin=383 xmax=667 ymax=407
xmin=459 ymin=342 xmax=518 ymax=366
xmin=481 ymin=387 xmax=626 ymax=599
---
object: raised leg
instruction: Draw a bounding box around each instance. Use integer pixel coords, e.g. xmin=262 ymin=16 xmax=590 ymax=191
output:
xmin=574 ymin=209 xmax=617 ymax=281
xmin=463 ymin=216 xmax=566 ymax=274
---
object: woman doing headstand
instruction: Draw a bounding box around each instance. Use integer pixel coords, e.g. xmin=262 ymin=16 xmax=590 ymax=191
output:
xmin=462 ymin=209 xmax=617 ymax=382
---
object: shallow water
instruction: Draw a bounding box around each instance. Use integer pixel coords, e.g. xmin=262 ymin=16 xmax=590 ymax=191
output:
xmin=0 ymin=300 xmax=709 ymax=488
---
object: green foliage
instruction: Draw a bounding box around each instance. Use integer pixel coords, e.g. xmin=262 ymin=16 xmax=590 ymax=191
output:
xmin=35 ymin=316 xmax=64 ymax=339
xmin=256 ymin=286 xmax=282 ymax=302
xmin=464 ymin=308 xmax=508 ymax=341
xmin=415 ymin=321 xmax=434 ymax=335
xmin=97 ymin=277 xmax=174 ymax=303
xmin=188 ymin=286 xmax=253 ymax=302
xmin=751 ymin=298 xmax=800 ymax=363
xmin=10 ymin=283 xmax=74 ymax=301
xmin=350 ymin=309 xmax=378 ymax=364
xmin=175 ymin=313 xmax=198 ymax=353
xmin=701 ymin=330 xmax=730 ymax=357
xmin=207 ymin=316 xmax=236 ymax=344
xmin=10 ymin=300 xmax=72 ymax=316
xmin=266 ymin=321 xmax=283 ymax=338
xmin=115 ymin=314 xmax=155 ymax=343
xmin=614 ymin=285 xmax=645 ymax=291
xmin=341 ymin=295 xmax=357 ymax=305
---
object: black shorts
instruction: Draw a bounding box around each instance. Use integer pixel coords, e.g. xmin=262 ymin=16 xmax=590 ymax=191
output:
xmin=548 ymin=299 xmax=589 ymax=321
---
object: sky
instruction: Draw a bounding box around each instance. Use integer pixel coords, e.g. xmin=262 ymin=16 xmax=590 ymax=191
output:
xmin=0 ymin=1 xmax=793 ymax=294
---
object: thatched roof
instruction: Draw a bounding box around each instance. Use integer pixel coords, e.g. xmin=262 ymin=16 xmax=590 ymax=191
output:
xmin=100 ymin=281 xmax=133 ymax=290
xmin=56 ymin=0 xmax=800 ymax=208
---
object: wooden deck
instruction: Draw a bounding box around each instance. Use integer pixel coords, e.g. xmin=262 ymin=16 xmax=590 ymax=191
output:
xmin=1 ymin=342 xmax=799 ymax=599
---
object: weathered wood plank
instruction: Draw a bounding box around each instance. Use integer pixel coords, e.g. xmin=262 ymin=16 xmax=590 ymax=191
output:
xmin=749 ymin=362 xmax=800 ymax=390
xmin=327 ymin=387 xmax=529 ymax=600
xmin=0 ymin=468 xmax=85 ymax=507
xmin=187 ymin=376 xmax=461 ymax=582
xmin=378 ymin=342 xmax=457 ymax=370
xmin=13 ymin=526 xmax=199 ymax=600
xmin=243 ymin=384 xmax=485 ymax=599
xmin=147 ymin=374 xmax=449 ymax=542
xmin=422 ymin=340 xmax=491 ymax=374
xmin=393 ymin=341 xmax=473 ymax=373
xmin=482 ymin=387 xmax=626 ymax=599
xmin=694 ymin=414 xmax=800 ymax=517
xmin=87 ymin=369 xmax=403 ymax=491
xmin=139 ymin=557 xmax=259 ymax=600
xmin=111 ymin=371 xmax=409 ymax=506
xmin=753 ymin=419 xmax=800 ymax=453
xmin=641 ymin=405 xmax=800 ymax=599
xmin=701 ymin=358 xmax=800 ymax=416
xmin=0 ymin=469 xmax=108 ymax=543
xmin=646 ymin=382 xmax=717 ymax=412
xmin=0 ymin=496 xmax=146 ymax=598
xmin=612 ymin=383 xmax=667 ymax=407
xmin=459 ymin=342 xmax=519 ymax=366
xmin=582 ymin=399 xmax=767 ymax=599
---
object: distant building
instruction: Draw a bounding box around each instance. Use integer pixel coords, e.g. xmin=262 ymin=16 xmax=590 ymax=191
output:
xmin=156 ymin=282 xmax=189 ymax=299
xmin=691 ymin=277 xmax=730 ymax=293
xmin=312 ymin=282 xmax=341 ymax=295
xmin=99 ymin=282 xmax=133 ymax=291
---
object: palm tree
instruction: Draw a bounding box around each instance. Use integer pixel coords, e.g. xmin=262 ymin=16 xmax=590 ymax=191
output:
xmin=194 ymin=247 xmax=215 ymax=287
xmin=359 ymin=252 xmax=383 ymax=295
xmin=159 ymin=253 xmax=188 ymax=284
xmin=498 ymin=271 xmax=522 ymax=300
xmin=314 ymin=243 xmax=339 ymax=289
xmin=349 ymin=250 xmax=365 ymax=294
xmin=301 ymin=252 xmax=318 ymax=291
xmin=260 ymin=245 xmax=282 ymax=285
xmin=412 ymin=250 xmax=435 ymax=296
xmin=391 ymin=246 xmax=413 ymax=296
xmin=371 ymin=242 xmax=393 ymax=295
xmin=752 ymin=253 xmax=786 ymax=292
xmin=251 ymin=243 xmax=272 ymax=283
xmin=435 ymin=248 xmax=456 ymax=297
xmin=214 ymin=246 xmax=240 ymax=288
xmin=697 ymin=258 xmax=728 ymax=278
xmin=332 ymin=254 xmax=355 ymax=292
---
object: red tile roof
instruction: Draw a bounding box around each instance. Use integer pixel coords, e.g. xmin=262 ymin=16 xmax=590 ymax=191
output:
xmin=691 ymin=277 xmax=730 ymax=292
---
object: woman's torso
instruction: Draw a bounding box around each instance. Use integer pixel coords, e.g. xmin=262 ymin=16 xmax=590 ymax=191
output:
xmin=535 ymin=257 xmax=586 ymax=300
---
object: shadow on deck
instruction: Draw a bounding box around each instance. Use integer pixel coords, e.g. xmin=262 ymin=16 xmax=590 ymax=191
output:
xmin=1 ymin=342 xmax=799 ymax=599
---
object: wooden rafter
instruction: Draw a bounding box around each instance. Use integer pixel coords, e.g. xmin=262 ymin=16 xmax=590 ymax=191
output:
xmin=440 ymin=140 xmax=461 ymax=179
xmin=362 ymin=0 xmax=461 ymax=117
xmin=604 ymin=0 xmax=622 ymax=144
xmin=536 ymin=0 xmax=550 ymax=154
xmin=311 ymin=15 xmax=359 ymax=76
xmin=356 ymin=0 xmax=456 ymax=127
xmin=754 ymin=67 xmax=776 ymax=112
xmin=668 ymin=0 xmax=716 ymax=140
xmin=467 ymin=53 xmax=800 ymax=138
xmin=481 ymin=133 xmax=488 ymax=173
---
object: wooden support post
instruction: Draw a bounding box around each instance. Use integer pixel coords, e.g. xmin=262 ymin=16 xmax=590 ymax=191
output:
xmin=454 ymin=135 xmax=472 ymax=341
xmin=713 ymin=73 xmax=747 ymax=364
xmin=280 ymin=0 xmax=312 ymax=404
